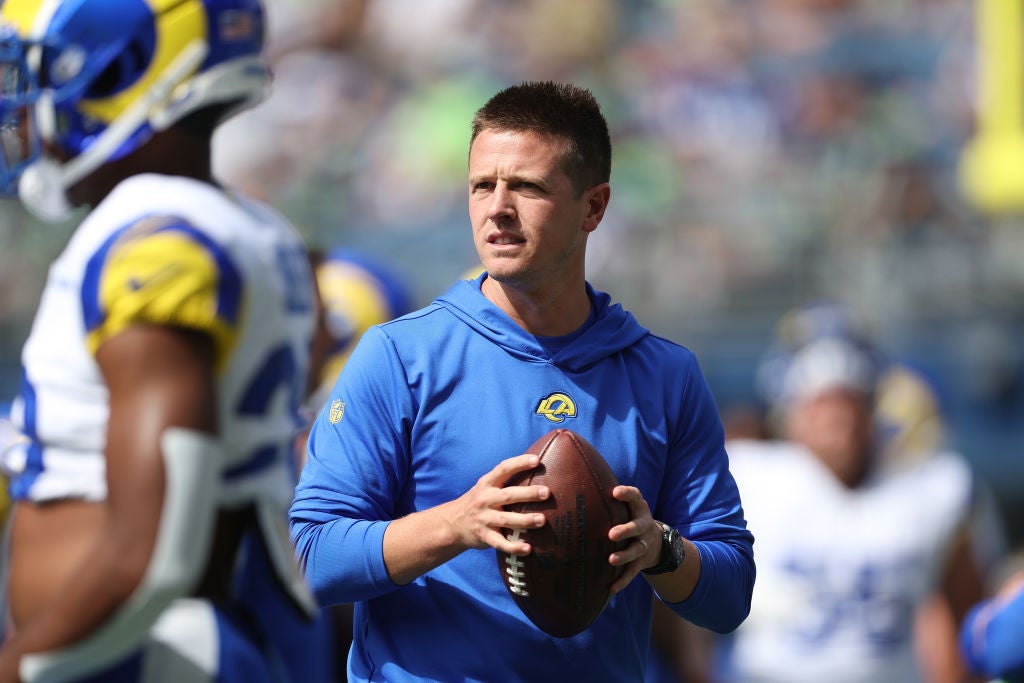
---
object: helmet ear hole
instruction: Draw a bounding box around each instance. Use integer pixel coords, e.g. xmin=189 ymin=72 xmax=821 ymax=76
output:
xmin=84 ymin=41 xmax=149 ymax=99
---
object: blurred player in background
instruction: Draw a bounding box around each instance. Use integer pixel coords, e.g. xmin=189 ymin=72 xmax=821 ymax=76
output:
xmin=290 ymin=81 xmax=755 ymax=682
xmin=755 ymin=303 xmax=1007 ymax=683
xmin=704 ymin=305 xmax=988 ymax=683
xmin=305 ymin=247 xmax=415 ymax=417
xmin=0 ymin=0 xmax=332 ymax=680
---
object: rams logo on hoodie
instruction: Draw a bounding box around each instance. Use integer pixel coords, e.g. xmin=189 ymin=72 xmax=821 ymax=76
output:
xmin=536 ymin=393 xmax=577 ymax=423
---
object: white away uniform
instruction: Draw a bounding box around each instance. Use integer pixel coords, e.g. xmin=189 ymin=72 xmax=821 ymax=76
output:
xmin=722 ymin=438 xmax=974 ymax=683
xmin=2 ymin=174 xmax=325 ymax=682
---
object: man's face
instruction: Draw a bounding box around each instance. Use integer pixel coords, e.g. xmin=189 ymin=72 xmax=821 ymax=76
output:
xmin=787 ymin=387 xmax=874 ymax=487
xmin=467 ymin=129 xmax=604 ymax=291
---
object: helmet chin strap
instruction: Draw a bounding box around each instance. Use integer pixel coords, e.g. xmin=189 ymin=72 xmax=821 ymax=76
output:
xmin=19 ymin=39 xmax=210 ymax=223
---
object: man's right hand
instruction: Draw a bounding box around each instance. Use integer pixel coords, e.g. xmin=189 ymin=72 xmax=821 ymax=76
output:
xmin=382 ymin=453 xmax=549 ymax=585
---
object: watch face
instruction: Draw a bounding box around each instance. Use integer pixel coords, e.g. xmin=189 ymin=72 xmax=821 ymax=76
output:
xmin=670 ymin=532 xmax=685 ymax=564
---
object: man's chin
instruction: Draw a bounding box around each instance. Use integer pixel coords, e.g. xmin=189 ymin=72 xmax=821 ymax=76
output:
xmin=482 ymin=269 xmax=526 ymax=286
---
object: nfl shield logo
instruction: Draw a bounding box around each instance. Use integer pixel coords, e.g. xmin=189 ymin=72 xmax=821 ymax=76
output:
xmin=329 ymin=399 xmax=345 ymax=424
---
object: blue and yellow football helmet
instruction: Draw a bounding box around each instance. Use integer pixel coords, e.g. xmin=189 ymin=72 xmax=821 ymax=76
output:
xmin=755 ymin=301 xmax=884 ymax=409
xmin=305 ymin=249 xmax=414 ymax=410
xmin=756 ymin=301 xmax=946 ymax=461
xmin=0 ymin=0 xmax=269 ymax=220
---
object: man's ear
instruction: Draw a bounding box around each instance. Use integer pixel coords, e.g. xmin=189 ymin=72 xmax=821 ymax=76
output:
xmin=582 ymin=182 xmax=611 ymax=233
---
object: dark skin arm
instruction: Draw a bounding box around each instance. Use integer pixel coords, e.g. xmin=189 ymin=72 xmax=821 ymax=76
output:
xmin=0 ymin=325 xmax=216 ymax=682
xmin=920 ymin=530 xmax=988 ymax=683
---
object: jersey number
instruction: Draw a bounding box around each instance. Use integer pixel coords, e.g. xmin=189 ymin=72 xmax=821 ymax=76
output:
xmin=233 ymin=343 xmax=305 ymax=479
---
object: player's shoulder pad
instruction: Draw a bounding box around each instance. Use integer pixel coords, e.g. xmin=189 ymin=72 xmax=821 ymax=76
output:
xmin=82 ymin=215 xmax=243 ymax=365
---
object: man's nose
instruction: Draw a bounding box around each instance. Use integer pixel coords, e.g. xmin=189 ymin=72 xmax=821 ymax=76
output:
xmin=487 ymin=183 xmax=515 ymax=222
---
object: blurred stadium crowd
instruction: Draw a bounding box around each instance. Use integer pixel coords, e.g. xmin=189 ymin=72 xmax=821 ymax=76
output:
xmin=1 ymin=0 xmax=1022 ymax=541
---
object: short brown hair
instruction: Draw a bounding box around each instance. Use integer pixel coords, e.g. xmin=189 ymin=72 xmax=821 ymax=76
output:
xmin=470 ymin=81 xmax=611 ymax=196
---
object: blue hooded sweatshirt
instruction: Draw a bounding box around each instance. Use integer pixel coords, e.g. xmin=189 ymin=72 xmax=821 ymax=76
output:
xmin=291 ymin=276 xmax=754 ymax=682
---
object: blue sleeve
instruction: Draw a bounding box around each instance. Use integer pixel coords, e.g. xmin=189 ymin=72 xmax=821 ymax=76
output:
xmin=960 ymin=582 xmax=1024 ymax=681
xmin=289 ymin=326 xmax=412 ymax=606
xmin=657 ymin=355 xmax=755 ymax=634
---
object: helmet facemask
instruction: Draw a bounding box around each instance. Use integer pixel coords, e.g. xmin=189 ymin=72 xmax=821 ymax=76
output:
xmin=0 ymin=27 xmax=42 ymax=199
xmin=0 ymin=0 xmax=270 ymax=222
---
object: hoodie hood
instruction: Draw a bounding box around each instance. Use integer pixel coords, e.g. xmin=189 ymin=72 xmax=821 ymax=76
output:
xmin=435 ymin=274 xmax=649 ymax=372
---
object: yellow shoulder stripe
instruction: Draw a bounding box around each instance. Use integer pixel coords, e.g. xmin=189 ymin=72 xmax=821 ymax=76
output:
xmin=85 ymin=221 xmax=242 ymax=369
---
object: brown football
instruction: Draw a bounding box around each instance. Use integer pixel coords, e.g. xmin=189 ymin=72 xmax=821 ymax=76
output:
xmin=497 ymin=428 xmax=631 ymax=638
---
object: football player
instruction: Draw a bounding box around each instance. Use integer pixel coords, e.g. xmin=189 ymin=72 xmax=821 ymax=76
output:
xmin=0 ymin=0 xmax=331 ymax=680
xmin=305 ymin=247 xmax=414 ymax=414
xmin=718 ymin=310 xmax=987 ymax=682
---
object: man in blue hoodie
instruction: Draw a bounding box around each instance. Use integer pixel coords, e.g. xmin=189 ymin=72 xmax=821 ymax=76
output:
xmin=290 ymin=81 xmax=755 ymax=682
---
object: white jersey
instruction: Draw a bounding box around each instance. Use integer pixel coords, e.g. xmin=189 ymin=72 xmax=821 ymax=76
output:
xmin=723 ymin=438 xmax=974 ymax=683
xmin=3 ymin=174 xmax=316 ymax=598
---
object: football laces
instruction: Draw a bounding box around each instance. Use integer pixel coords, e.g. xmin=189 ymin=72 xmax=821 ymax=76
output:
xmin=504 ymin=529 xmax=529 ymax=597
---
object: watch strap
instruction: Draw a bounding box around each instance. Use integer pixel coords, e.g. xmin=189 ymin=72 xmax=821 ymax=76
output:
xmin=642 ymin=521 xmax=684 ymax=576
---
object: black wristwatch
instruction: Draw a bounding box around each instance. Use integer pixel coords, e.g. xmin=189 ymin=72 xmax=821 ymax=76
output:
xmin=642 ymin=521 xmax=685 ymax=575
